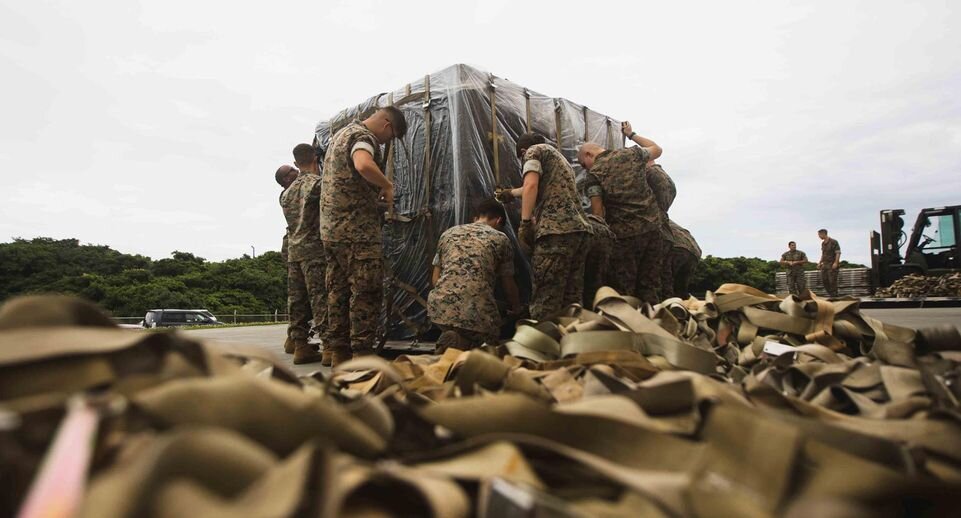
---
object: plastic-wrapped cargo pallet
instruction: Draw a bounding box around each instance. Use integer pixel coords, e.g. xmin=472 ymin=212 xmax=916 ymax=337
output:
xmin=314 ymin=64 xmax=625 ymax=340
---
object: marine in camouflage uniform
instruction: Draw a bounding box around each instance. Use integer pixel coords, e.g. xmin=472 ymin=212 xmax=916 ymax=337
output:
xmin=428 ymin=202 xmax=520 ymax=351
xmin=320 ymin=108 xmax=406 ymax=363
xmin=280 ymin=154 xmax=326 ymax=365
xmin=780 ymin=242 xmax=809 ymax=296
xmin=666 ymin=220 xmax=702 ymax=300
xmin=583 ymin=213 xmax=615 ymax=308
xmin=818 ymin=230 xmax=842 ymax=297
xmin=275 ymin=164 xmax=302 ymax=350
xmin=579 ymin=125 xmax=664 ymax=304
xmin=509 ymin=136 xmax=591 ymax=321
xmin=647 ymin=162 xmax=677 ymax=301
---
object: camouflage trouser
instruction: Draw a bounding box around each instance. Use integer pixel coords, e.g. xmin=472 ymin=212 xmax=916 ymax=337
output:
xmin=610 ymin=230 xmax=667 ymax=304
xmin=670 ymin=250 xmax=699 ymax=300
xmin=820 ymin=267 xmax=839 ymax=297
xmin=583 ymin=233 xmax=613 ymax=308
xmin=787 ymin=269 xmax=807 ymax=296
xmin=658 ymin=238 xmax=676 ymax=300
xmin=530 ymin=232 xmax=590 ymax=321
xmin=435 ymin=325 xmax=495 ymax=352
xmin=324 ymin=241 xmax=383 ymax=353
xmin=287 ymin=258 xmax=327 ymax=341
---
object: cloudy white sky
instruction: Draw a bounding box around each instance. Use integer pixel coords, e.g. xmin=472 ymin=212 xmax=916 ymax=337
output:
xmin=1 ymin=0 xmax=959 ymax=266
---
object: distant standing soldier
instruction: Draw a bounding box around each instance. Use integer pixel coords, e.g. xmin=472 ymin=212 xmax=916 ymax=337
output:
xmin=818 ymin=229 xmax=842 ymax=297
xmin=780 ymin=241 xmax=809 ymax=296
xmin=583 ymin=213 xmax=615 ymax=308
xmin=320 ymin=107 xmax=407 ymax=366
xmin=280 ymin=146 xmax=326 ymax=365
xmin=275 ymin=164 xmax=301 ymax=355
xmin=664 ymin=220 xmax=702 ymax=299
xmin=428 ymin=199 xmax=521 ymax=351
xmin=499 ymin=133 xmax=591 ymax=320
xmin=577 ymin=122 xmax=664 ymax=303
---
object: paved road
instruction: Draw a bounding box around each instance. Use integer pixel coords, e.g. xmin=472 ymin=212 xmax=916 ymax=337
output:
xmin=182 ymin=325 xmax=431 ymax=376
xmin=185 ymin=308 xmax=960 ymax=374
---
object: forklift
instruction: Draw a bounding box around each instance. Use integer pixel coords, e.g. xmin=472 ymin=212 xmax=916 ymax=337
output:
xmin=870 ymin=205 xmax=961 ymax=290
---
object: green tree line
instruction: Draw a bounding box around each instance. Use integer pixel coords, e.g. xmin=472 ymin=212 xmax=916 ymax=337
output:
xmin=0 ymin=238 xmax=286 ymax=317
xmin=0 ymin=238 xmax=867 ymax=318
xmin=689 ymin=255 xmax=866 ymax=295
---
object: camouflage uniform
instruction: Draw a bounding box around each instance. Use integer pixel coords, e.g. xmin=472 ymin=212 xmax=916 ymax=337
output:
xmin=780 ymin=249 xmax=809 ymax=296
xmin=428 ymin=222 xmax=514 ymax=349
xmin=320 ymin=121 xmax=384 ymax=354
xmin=586 ymin=146 xmax=665 ymax=303
xmin=820 ymin=238 xmax=841 ymax=297
xmin=522 ymin=143 xmax=591 ymax=320
xmin=646 ymin=163 xmax=676 ymax=214
xmin=647 ymin=163 xmax=676 ymax=301
xmin=280 ymin=173 xmax=326 ymax=342
xmin=666 ymin=221 xmax=702 ymax=300
xmin=583 ymin=214 xmax=614 ymax=308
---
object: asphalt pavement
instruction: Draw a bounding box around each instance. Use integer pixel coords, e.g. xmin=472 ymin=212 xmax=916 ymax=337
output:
xmin=184 ymin=307 xmax=960 ymax=374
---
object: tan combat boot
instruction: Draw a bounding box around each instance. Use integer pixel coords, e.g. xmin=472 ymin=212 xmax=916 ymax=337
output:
xmin=283 ymin=336 xmax=296 ymax=354
xmin=330 ymin=348 xmax=353 ymax=367
xmin=321 ymin=348 xmax=333 ymax=367
xmin=292 ymin=340 xmax=324 ymax=365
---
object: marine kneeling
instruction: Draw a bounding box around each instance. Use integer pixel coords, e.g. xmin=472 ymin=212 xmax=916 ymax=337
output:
xmin=428 ymin=199 xmax=521 ymax=352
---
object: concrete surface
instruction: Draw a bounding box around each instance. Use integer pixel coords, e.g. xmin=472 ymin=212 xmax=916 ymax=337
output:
xmin=185 ymin=308 xmax=961 ymax=374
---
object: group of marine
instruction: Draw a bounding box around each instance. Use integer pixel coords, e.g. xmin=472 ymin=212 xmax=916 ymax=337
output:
xmin=275 ymin=107 xmax=701 ymax=366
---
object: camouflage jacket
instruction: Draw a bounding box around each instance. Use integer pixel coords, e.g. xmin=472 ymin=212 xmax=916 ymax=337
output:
xmin=669 ymin=220 xmax=702 ymax=258
xmin=780 ymin=250 xmax=808 ymax=273
xmin=587 ymin=214 xmax=615 ymax=250
xmin=646 ymin=164 xmax=676 ymax=214
xmin=428 ymin=222 xmax=514 ymax=335
xmin=521 ymin=143 xmax=589 ymax=240
xmin=320 ymin=121 xmax=383 ymax=244
xmin=820 ymin=238 xmax=841 ymax=265
xmin=280 ymin=172 xmax=323 ymax=262
xmin=279 ymin=190 xmax=290 ymax=263
xmin=585 ymin=146 xmax=663 ymax=238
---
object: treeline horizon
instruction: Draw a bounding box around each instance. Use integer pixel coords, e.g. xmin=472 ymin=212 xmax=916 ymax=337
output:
xmin=0 ymin=237 xmax=865 ymax=318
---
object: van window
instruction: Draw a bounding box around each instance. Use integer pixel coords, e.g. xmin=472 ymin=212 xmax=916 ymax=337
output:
xmin=162 ymin=312 xmax=187 ymax=324
xmin=184 ymin=312 xmax=210 ymax=323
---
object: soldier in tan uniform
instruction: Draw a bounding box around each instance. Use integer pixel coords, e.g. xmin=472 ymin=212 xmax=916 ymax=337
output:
xmin=578 ymin=122 xmax=664 ymax=303
xmin=280 ymin=145 xmax=325 ymax=364
xmin=664 ymin=220 xmax=702 ymax=299
xmin=428 ymin=199 xmax=521 ymax=351
xmin=818 ymin=229 xmax=842 ymax=297
xmin=275 ymin=164 xmax=301 ymax=355
xmin=320 ymin=107 xmax=407 ymax=366
xmin=500 ymin=133 xmax=591 ymax=320
xmin=780 ymin=241 xmax=809 ymax=296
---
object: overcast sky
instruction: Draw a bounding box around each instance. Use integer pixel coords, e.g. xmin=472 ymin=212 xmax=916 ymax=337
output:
xmin=2 ymin=0 xmax=959 ymax=266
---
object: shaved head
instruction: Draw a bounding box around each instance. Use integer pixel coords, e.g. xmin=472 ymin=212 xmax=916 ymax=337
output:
xmin=577 ymin=142 xmax=606 ymax=170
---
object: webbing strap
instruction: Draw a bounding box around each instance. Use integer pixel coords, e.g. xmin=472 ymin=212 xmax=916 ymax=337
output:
xmin=553 ymin=99 xmax=563 ymax=150
xmin=488 ymin=74 xmax=500 ymax=186
xmin=523 ymin=88 xmax=532 ymax=132
xmin=422 ymin=74 xmax=432 ymax=211
xmin=582 ymin=105 xmax=589 ymax=142
xmin=560 ymin=331 xmax=718 ymax=374
xmin=386 ymin=92 xmax=396 ymax=221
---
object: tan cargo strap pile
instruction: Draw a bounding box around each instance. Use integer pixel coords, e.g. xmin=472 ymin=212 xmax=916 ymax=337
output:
xmin=875 ymin=272 xmax=961 ymax=298
xmin=2 ymin=288 xmax=960 ymax=517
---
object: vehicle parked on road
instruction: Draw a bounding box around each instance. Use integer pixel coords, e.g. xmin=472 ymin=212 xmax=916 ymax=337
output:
xmin=141 ymin=309 xmax=222 ymax=328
